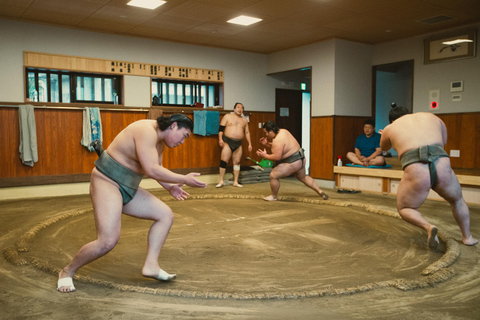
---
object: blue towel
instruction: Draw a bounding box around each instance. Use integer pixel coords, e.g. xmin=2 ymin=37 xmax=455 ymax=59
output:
xmin=81 ymin=107 xmax=102 ymax=151
xmin=206 ymin=111 xmax=219 ymax=135
xmin=193 ymin=110 xmax=219 ymax=136
xmin=193 ymin=110 xmax=206 ymax=136
xmin=18 ymin=104 xmax=38 ymax=167
xmin=346 ymin=163 xmax=392 ymax=169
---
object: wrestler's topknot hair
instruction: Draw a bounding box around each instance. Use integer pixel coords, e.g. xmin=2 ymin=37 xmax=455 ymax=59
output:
xmin=263 ymin=121 xmax=280 ymax=134
xmin=157 ymin=114 xmax=193 ymax=131
xmin=389 ymin=105 xmax=410 ymax=123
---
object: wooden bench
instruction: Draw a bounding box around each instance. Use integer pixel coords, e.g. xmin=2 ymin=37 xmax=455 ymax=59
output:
xmin=334 ymin=159 xmax=480 ymax=205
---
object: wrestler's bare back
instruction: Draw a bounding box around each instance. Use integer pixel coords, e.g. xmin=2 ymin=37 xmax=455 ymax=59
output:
xmin=106 ymin=120 xmax=164 ymax=175
xmin=381 ymin=113 xmax=446 ymax=157
xmin=222 ymin=113 xmax=248 ymax=140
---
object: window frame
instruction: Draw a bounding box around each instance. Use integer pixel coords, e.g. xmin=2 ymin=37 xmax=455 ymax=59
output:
xmin=151 ymin=78 xmax=220 ymax=107
xmin=25 ymin=68 xmax=122 ymax=105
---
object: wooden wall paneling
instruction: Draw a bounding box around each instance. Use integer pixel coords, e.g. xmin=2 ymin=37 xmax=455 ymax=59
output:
xmin=438 ymin=113 xmax=480 ymax=169
xmin=0 ymin=108 xmax=20 ymax=178
xmin=39 ymin=109 xmax=57 ymax=175
xmin=186 ymin=134 xmax=219 ymax=169
xmin=439 ymin=114 xmax=459 ymax=167
xmin=310 ymin=117 xmax=334 ymax=180
xmin=38 ymin=109 xmax=94 ymax=175
xmin=333 ymin=116 xmax=370 ymax=164
xmin=458 ymin=113 xmax=476 ymax=168
xmin=0 ymin=107 xmax=148 ymax=182
xmin=476 ymin=114 xmax=480 ymax=169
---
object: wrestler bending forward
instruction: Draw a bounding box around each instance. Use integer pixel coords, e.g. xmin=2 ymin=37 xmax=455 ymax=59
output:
xmin=57 ymin=114 xmax=207 ymax=293
xmin=380 ymin=106 xmax=477 ymax=249
xmin=217 ymin=102 xmax=252 ymax=188
xmin=257 ymin=121 xmax=328 ymax=201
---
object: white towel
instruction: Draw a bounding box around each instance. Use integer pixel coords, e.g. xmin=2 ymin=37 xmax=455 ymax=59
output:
xmin=18 ymin=104 xmax=38 ymax=167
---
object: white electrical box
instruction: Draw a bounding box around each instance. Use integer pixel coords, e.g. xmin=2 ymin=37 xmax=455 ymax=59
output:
xmin=450 ymin=150 xmax=460 ymax=157
xmin=450 ymin=81 xmax=463 ymax=92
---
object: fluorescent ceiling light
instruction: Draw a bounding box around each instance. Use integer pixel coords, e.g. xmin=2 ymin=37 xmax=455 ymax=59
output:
xmin=127 ymin=0 xmax=166 ymax=10
xmin=442 ymin=39 xmax=473 ymax=45
xmin=227 ymin=15 xmax=262 ymax=26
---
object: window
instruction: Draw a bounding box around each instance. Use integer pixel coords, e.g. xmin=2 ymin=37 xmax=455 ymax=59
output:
xmin=151 ymin=79 xmax=220 ymax=107
xmin=26 ymin=68 xmax=122 ymax=104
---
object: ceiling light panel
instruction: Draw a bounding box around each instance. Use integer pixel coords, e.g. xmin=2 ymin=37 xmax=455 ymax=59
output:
xmin=127 ymin=0 xmax=166 ymax=10
xmin=227 ymin=15 xmax=262 ymax=26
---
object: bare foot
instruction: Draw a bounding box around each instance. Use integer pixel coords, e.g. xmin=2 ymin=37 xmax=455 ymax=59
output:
xmin=143 ymin=268 xmax=176 ymax=281
xmin=57 ymin=269 xmax=76 ymax=293
xmin=427 ymin=226 xmax=439 ymax=250
xmin=463 ymin=236 xmax=478 ymax=246
xmin=263 ymin=195 xmax=277 ymax=201
xmin=319 ymin=192 xmax=329 ymax=200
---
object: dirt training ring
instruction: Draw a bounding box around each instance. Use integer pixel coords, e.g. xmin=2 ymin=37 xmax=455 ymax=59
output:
xmin=5 ymin=194 xmax=460 ymax=300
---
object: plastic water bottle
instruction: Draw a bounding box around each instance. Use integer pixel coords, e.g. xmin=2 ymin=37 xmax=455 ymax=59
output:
xmin=337 ymin=156 xmax=343 ymax=167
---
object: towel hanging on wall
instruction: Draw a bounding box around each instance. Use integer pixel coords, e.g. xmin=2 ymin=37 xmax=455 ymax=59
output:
xmin=193 ymin=110 xmax=219 ymax=136
xmin=18 ymin=104 xmax=38 ymax=167
xmin=81 ymin=107 xmax=103 ymax=151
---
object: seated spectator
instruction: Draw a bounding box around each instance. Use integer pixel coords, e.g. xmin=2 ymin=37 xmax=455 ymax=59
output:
xmin=346 ymin=119 xmax=385 ymax=167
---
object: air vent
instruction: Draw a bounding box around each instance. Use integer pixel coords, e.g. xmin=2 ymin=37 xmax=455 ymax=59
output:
xmin=418 ymin=15 xmax=455 ymax=25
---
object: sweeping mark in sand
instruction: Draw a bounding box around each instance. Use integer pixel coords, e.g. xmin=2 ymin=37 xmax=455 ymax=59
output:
xmin=5 ymin=194 xmax=461 ymax=301
xmin=215 ymin=217 xmax=246 ymax=223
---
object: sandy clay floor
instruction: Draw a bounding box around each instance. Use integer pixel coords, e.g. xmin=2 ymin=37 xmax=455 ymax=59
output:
xmin=1 ymin=179 xmax=479 ymax=319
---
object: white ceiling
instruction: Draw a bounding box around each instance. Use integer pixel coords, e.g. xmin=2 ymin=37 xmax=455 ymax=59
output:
xmin=1 ymin=0 xmax=479 ymax=54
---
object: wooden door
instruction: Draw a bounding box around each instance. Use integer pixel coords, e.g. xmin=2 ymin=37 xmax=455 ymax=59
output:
xmin=275 ymin=89 xmax=303 ymax=145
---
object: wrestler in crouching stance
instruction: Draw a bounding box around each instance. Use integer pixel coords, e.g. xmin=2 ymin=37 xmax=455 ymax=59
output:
xmin=257 ymin=121 xmax=328 ymax=201
xmin=57 ymin=114 xmax=206 ymax=293
xmin=380 ymin=106 xmax=477 ymax=249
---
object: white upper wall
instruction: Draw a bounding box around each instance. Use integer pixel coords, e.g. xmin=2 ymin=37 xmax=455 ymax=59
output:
xmin=267 ymin=39 xmax=373 ymax=117
xmin=267 ymin=40 xmax=336 ymax=117
xmin=0 ymin=19 xmax=276 ymax=112
xmin=124 ymin=76 xmax=151 ymax=108
xmin=334 ymin=40 xmax=373 ymax=116
xmin=373 ymin=23 xmax=480 ymax=114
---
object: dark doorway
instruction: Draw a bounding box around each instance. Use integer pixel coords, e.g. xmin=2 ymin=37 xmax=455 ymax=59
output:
xmin=275 ymin=88 xmax=303 ymax=145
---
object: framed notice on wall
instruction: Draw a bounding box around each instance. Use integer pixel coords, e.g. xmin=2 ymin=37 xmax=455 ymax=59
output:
xmin=424 ymin=28 xmax=476 ymax=64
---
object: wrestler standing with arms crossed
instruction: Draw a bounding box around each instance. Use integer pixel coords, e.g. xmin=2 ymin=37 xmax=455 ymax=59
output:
xmin=217 ymin=102 xmax=252 ymax=188
xmin=57 ymin=114 xmax=207 ymax=293
xmin=380 ymin=106 xmax=477 ymax=249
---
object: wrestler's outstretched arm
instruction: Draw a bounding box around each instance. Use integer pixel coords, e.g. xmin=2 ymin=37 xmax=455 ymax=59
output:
xmin=135 ymin=126 xmax=206 ymax=188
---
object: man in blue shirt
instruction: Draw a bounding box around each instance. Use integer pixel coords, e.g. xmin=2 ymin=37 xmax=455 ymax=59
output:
xmin=347 ymin=119 xmax=385 ymax=167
